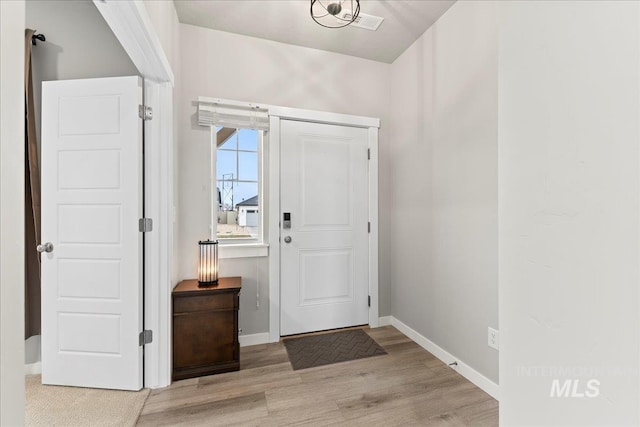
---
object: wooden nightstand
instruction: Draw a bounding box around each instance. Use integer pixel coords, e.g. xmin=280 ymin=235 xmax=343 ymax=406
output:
xmin=172 ymin=277 xmax=241 ymax=381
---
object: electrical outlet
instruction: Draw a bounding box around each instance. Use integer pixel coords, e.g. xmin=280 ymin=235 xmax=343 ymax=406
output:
xmin=488 ymin=327 xmax=499 ymax=350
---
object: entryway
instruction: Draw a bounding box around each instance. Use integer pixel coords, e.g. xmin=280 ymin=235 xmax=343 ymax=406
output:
xmin=40 ymin=76 xmax=144 ymax=390
xmin=268 ymin=108 xmax=380 ymax=341
xmin=22 ymin=0 xmax=175 ymax=395
xmin=279 ymin=120 xmax=370 ymax=336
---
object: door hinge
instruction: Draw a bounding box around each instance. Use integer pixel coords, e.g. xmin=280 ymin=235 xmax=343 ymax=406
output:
xmin=139 ymin=104 xmax=153 ymax=121
xmin=368 ymin=295 xmax=371 ymax=307
xmin=139 ymin=330 xmax=153 ymax=346
xmin=368 ymin=222 xmax=371 ymax=233
xmin=139 ymin=218 xmax=153 ymax=232
xmin=367 ymin=148 xmax=371 ymax=160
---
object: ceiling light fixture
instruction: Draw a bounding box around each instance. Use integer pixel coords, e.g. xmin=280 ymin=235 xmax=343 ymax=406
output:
xmin=311 ymin=0 xmax=360 ymax=29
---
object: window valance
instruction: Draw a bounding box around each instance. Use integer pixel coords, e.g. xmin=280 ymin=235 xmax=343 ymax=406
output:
xmin=197 ymin=96 xmax=269 ymax=131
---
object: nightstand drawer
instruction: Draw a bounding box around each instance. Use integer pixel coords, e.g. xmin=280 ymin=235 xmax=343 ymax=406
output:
xmin=173 ymin=292 xmax=236 ymax=313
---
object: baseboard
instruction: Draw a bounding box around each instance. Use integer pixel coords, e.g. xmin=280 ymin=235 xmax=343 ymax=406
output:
xmin=377 ymin=316 xmax=392 ymax=327
xmin=389 ymin=316 xmax=499 ymax=400
xmin=239 ymin=332 xmax=269 ymax=347
xmin=25 ymin=362 xmax=41 ymax=375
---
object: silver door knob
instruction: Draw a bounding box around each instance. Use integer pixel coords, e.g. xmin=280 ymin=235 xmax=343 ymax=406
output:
xmin=284 ymin=236 xmax=292 ymax=244
xmin=37 ymin=242 xmax=54 ymax=253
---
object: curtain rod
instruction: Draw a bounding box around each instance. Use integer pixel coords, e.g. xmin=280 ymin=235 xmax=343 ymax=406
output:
xmin=31 ymin=33 xmax=45 ymax=45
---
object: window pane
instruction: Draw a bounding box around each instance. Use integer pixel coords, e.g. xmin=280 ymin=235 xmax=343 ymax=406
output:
xmin=217 ymin=128 xmax=237 ymax=149
xmin=217 ymin=181 xmax=259 ymax=239
xmin=238 ymin=128 xmax=258 ymax=151
xmin=233 ymin=182 xmax=258 ymax=207
xmin=238 ymin=151 xmax=258 ymax=181
xmin=215 ymin=128 xmax=261 ymax=241
xmin=217 ymin=150 xmax=237 ymax=180
xmin=218 ymin=180 xmax=235 ymax=211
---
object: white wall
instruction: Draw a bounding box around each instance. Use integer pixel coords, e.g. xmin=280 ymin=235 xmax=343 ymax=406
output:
xmin=498 ymin=1 xmax=640 ymax=424
xmin=389 ymin=1 xmax=499 ymax=384
xmin=27 ymin=0 xmax=137 ymax=77
xmin=0 ymin=0 xmax=26 ymax=424
xmin=178 ymin=24 xmax=391 ymax=335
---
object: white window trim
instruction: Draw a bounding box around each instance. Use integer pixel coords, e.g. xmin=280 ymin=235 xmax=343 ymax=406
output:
xmin=210 ymin=126 xmax=268 ymax=259
xmin=219 ymin=243 xmax=269 ymax=259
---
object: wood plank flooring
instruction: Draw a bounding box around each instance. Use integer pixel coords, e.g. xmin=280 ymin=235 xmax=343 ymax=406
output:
xmin=137 ymin=326 xmax=498 ymax=426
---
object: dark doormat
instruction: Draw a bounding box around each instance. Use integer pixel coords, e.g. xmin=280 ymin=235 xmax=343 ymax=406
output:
xmin=283 ymin=329 xmax=387 ymax=371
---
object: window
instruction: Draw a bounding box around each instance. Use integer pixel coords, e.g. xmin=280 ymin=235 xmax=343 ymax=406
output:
xmin=214 ymin=127 xmax=263 ymax=242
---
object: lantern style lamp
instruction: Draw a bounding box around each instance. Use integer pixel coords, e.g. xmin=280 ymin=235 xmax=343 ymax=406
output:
xmin=198 ymin=240 xmax=219 ymax=287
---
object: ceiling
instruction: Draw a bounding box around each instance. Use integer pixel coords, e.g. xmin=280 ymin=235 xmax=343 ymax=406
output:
xmin=173 ymin=0 xmax=455 ymax=64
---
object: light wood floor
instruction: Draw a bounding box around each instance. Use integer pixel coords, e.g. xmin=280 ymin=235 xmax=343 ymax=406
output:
xmin=137 ymin=326 xmax=498 ymax=426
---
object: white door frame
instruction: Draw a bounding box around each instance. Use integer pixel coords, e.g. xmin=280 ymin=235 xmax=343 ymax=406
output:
xmin=94 ymin=0 xmax=173 ymax=388
xmin=267 ymin=106 xmax=380 ymax=343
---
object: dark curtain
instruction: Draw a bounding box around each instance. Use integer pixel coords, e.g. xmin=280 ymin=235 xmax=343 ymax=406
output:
xmin=25 ymin=29 xmax=42 ymax=339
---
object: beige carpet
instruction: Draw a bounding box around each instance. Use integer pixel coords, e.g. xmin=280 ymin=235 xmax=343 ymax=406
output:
xmin=26 ymin=375 xmax=150 ymax=426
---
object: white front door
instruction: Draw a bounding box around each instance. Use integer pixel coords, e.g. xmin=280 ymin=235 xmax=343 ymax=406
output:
xmin=41 ymin=76 xmax=143 ymax=390
xmin=280 ymin=120 xmax=369 ymax=336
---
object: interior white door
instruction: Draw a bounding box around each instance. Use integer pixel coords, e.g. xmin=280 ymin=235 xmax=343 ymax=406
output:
xmin=280 ymin=120 xmax=369 ymax=336
xmin=41 ymin=76 xmax=143 ymax=390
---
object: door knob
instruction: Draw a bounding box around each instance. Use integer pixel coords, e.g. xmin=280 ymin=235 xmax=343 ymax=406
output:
xmin=37 ymin=242 xmax=54 ymax=253
xmin=284 ymin=236 xmax=292 ymax=244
